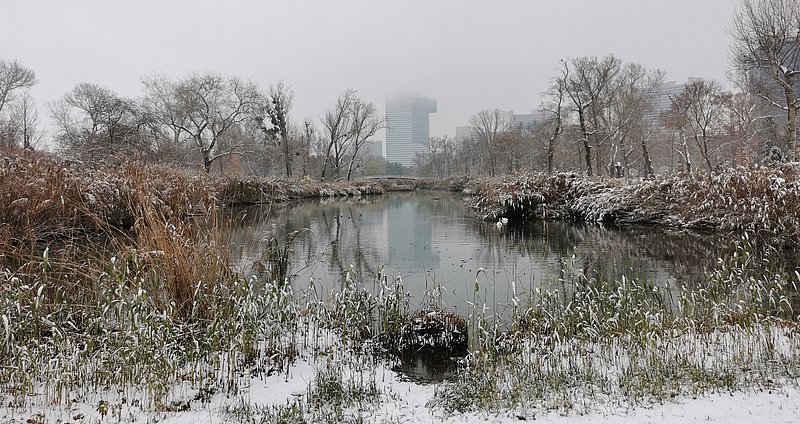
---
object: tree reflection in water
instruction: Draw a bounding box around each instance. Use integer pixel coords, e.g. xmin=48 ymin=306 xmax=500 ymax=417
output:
xmin=221 ymin=191 xmax=798 ymax=314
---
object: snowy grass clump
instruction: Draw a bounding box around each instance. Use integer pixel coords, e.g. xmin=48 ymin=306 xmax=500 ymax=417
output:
xmin=1 ymin=232 xmax=799 ymax=422
xmin=466 ymin=172 xmax=625 ymax=222
xmin=429 ymin=237 xmax=799 ymax=416
xmin=3 ymin=148 xmax=800 ymax=422
xmin=467 ymin=167 xmax=800 ymax=244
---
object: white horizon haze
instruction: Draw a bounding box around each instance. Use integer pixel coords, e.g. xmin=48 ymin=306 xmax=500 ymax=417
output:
xmin=1 ymin=0 xmax=738 ymax=141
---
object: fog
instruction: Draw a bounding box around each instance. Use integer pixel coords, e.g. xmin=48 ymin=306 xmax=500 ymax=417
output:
xmin=1 ymin=0 xmax=737 ymax=138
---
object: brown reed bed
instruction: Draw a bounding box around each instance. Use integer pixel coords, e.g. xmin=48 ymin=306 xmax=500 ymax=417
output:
xmin=2 ymin=147 xmax=800 ymax=420
xmin=0 ymin=148 xmax=384 ymax=246
xmin=0 ymin=147 xmax=385 ymax=321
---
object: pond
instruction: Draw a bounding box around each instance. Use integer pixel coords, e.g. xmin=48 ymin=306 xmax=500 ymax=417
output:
xmin=224 ymin=191 xmax=743 ymax=314
xmin=222 ymin=190 xmax=792 ymax=381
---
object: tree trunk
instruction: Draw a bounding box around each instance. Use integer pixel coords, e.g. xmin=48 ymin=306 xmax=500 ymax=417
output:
xmin=547 ymin=117 xmax=561 ymax=175
xmin=346 ymin=149 xmax=358 ymax=181
xmin=320 ymin=142 xmax=334 ymax=180
xmin=681 ymin=136 xmax=692 ymax=174
xmin=578 ymin=110 xmax=592 ymax=176
xmin=640 ymin=136 xmax=654 ymax=178
xmin=487 ymin=142 xmax=496 ymax=177
xmin=203 ymin=151 xmax=212 ymax=173
xmin=620 ymin=138 xmax=629 ymax=179
xmin=596 ymin=137 xmax=606 ymax=177
xmin=702 ymin=137 xmax=713 ymax=172
xmin=199 ymin=134 xmax=213 ymax=172
xmin=786 ymin=82 xmax=797 ymax=161
xmin=283 ymin=134 xmax=293 ymax=177
xmin=693 ymin=128 xmax=714 ymax=172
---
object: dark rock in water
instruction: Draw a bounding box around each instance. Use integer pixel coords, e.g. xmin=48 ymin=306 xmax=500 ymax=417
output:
xmin=393 ymin=346 xmax=464 ymax=382
xmin=388 ymin=309 xmax=468 ymax=382
xmin=403 ymin=309 xmax=467 ymax=351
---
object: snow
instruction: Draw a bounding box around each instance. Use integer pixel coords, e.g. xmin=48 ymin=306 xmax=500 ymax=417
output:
xmin=536 ymin=388 xmax=800 ymax=424
xmin=4 ymin=358 xmax=798 ymax=424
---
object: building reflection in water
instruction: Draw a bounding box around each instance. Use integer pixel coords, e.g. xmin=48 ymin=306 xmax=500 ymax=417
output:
xmin=223 ymin=191 xmax=772 ymax=317
xmin=385 ymin=195 xmax=440 ymax=282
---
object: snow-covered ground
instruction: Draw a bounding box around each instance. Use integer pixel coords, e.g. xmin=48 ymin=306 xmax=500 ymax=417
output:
xmin=4 ymin=358 xmax=797 ymax=424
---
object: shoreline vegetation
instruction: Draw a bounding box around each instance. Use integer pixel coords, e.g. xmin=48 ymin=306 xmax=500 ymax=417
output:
xmin=1 ymin=149 xmax=383 ymax=238
xmin=0 ymin=149 xmax=471 ymax=243
xmin=466 ymin=166 xmax=800 ymax=246
xmin=2 ymin=147 xmax=799 ymax=423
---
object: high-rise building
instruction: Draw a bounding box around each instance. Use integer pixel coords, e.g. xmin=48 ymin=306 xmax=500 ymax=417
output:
xmin=511 ymin=110 xmax=551 ymax=129
xmin=511 ymin=112 xmax=535 ymax=128
xmin=385 ymin=96 xmax=437 ymax=167
xmin=457 ymin=110 xmax=553 ymax=142
xmin=364 ymin=139 xmax=383 ymax=158
xmin=644 ymin=78 xmax=705 ymax=133
xmin=455 ymin=126 xmax=474 ymax=141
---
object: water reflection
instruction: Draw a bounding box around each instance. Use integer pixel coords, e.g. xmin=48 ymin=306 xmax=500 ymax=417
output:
xmin=223 ymin=191 xmax=746 ymax=316
xmin=391 ymin=348 xmax=464 ymax=383
xmin=387 ymin=196 xmax=439 ymax=273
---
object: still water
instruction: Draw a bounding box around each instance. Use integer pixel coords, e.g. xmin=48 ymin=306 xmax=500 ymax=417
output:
xmin=225 ymin=191 xmax=736 ymax=315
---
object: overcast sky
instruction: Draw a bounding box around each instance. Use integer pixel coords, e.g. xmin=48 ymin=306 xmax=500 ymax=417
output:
xmin=1 ymin=0 xmax=739 ymax=139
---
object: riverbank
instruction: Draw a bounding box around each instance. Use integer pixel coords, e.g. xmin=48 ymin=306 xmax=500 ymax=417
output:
xmin=2 ymin=240 xmax=798 ymax=422
xmin=2 ymin=149 xmax=799 ymax=423
xmin=8 ymin=359 xmax=798 ymax=424
xmin=466 ymin=167 xmax=800 ymax=244
xmin=0 ymin=149 xmax=385 ymax=242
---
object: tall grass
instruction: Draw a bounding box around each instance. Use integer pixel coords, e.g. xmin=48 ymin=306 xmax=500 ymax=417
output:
xmin=0 ymin=150 xmax=301 ymax=410
xmin=0 ymin=205 xmax=302 ymax=410
xmin=430 ymin=236 xmax=799 ymax=415
xmin=2 ymin=226 xmax=799 ymax=419
xmin=3 ymin=147 xmax=800 ymax=421
xmin=466 ymin=166 xmax=800 ymax=245
xmin=0 ymin=148 xmax=384 ymax=250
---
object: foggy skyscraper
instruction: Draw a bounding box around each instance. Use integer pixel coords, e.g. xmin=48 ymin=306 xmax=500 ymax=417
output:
xmin=385 ymin=96 xmax=437 ymax=167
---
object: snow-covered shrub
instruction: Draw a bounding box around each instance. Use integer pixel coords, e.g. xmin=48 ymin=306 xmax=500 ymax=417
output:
xmin=465 ymin=168 xmax=800 ymax=244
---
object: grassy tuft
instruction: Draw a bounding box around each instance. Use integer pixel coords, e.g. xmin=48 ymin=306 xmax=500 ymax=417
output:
xmin=466 ymin=168 xmax=800 ymax=245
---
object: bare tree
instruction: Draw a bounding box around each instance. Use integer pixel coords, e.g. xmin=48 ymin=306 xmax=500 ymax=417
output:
xmin=719 ymin=91 xmax=764 ymax=166
xmin=0 ymin=60 xmax=37 ymax=149
xmin=730 ymin=0 xmax=800 ymax=160
xmin=418 ymin=135 xmax=461 ymax=177
xmin=610 ymin=63 xmax=665 ymax=178
xmin=452 ymin=134 xmax=481 ymax=176
xmin=663 ymin=80 xmax=729 ymax=172
xmin=469 ymin=108 xmax=512 ymax=177
xmin=143 ymin=73 xmax=261 ymax=172
xmin=497 ymin=124 xmax=537 ymax=173
xmin=297 ymin=118 xmax=316 ymax=178
xmin=9 ymin=91 xmax=44 ymax=150
xmin=635 ymin=126 xmax=658 ymax=178
xmin=563 ymin=55 xmax=622 ymax=176
xmin=50 ymin=83 xmax=145 ymax=162
xmin=345 ymin=98 xmax=383 ymax=180
xmin=259 ymin=80 xmax=295 ymax=177
xmin=0 ymin=59 xmax=37 ymax=115
xmin=541 ymin=64 xmax=567 ymax=174
xmin=662 ymin=121 xmax=694 ymax=174
xmin=320 ymin=89 xmax=357 ymax=180
xmin=141 ymin=74 xmax=188 ymax=150
xmin=317 ymin=90 xmax=383 ymax=180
